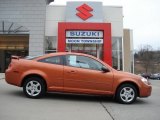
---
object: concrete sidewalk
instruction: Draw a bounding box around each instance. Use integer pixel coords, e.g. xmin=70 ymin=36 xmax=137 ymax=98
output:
xmin=0 ymin=73 xmax=5 ymax=80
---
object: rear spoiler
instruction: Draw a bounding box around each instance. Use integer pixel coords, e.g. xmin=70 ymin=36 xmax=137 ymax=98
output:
xmin=11 ymin=56 xmax=21 ymax=60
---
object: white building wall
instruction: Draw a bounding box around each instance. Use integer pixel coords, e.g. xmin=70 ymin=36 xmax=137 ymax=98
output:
xmin=103 ymin=6 xmax=123 ymax=37
xmin=45 ymin=6 xmax=66 ymax=36
xmin=45 ymin=5 xmax=123 ymax=37
xmin=0 ymin=0 xmax=46 ymax=56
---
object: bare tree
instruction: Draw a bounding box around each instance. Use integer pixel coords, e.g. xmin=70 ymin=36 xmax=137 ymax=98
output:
xmin=156 ymin=48 xmax=160 ymax=72
xmin=138 ymin=45 xmax=153 ymax=73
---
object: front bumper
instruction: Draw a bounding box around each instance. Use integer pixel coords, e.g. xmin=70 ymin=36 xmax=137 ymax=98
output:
xmin=139 ymin=83 xmax=152 ymax=97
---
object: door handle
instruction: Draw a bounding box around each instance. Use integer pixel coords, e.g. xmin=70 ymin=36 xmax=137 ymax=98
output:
xmin=68 ymin=70 xmax=76 ymax=73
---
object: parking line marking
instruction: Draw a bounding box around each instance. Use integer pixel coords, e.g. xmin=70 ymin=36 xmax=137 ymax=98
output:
xmin=100 ymin=101 xmax=115 ymax=120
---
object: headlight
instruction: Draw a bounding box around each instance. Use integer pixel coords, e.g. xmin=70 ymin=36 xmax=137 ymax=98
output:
xmin=141 ymin=77 xmax=149 ymax=85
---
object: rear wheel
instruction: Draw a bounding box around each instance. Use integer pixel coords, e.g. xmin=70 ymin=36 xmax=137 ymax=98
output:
xmin=23 ymin=77 xmax=46 ymax=98
xmin=116 ymin=84 xmax=137 ymax=104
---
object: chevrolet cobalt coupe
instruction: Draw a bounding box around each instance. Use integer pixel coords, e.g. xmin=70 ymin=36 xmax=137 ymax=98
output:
xmin=5 ymin=52 xmax=152 ymax=104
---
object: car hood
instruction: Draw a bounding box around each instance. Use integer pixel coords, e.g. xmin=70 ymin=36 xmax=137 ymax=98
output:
xmin=114 ymin=70 xmax=142 ymax=80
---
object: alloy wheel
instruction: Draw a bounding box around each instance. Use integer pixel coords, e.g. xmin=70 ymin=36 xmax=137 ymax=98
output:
xmin=26 ymin=80 xmax=41 ymax=97
xmin=120 ymin=87 xmax=135 ymax=103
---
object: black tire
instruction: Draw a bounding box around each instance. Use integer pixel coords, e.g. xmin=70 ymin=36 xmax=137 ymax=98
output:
xmin=116 ymin=84 xmax=137 ymax=104
xmin=23 ymin=77 xmax=46 ymax=98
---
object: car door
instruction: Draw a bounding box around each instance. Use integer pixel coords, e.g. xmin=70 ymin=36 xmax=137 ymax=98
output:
xmin=63 ymin=55 xmax=114 ymax=94
xmin=37 ymin=55 xmax=64 ymax=91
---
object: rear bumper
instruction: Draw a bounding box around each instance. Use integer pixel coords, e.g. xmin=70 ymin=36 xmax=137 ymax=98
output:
xmin=5 ymin=69 xmax=21 ymax=87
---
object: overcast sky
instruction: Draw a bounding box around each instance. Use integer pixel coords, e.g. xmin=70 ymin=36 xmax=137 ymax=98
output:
xmin=50 ymin=0 xmax=160 ymax=50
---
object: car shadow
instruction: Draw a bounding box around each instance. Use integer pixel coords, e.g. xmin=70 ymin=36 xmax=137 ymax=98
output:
xmin=7 ymin=89 xmax=25 ymax=97
xmin=7 ymin=90 xmax=151 ymax=105
xmin=8 ymin=89 xmax=114 ymax=103
xmin=134 ymin=98 xmax=152 ymax=105
xmin=45 ymin=92 xmax=114 ymax=103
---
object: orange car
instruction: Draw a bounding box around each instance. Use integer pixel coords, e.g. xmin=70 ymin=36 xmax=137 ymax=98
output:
xmin=5 ymin=52 xmax=152 ymax=104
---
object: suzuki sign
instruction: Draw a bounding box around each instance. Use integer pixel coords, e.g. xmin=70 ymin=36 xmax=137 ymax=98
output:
xmin=66 ymin=2 xmax=103 ymax=22
xmin=66 ymin=31 xmax=103 ymax=38
xmin=76 ymin=4 xmax=93 ymax=20
xmin=66 ymin=30 xmax=103 ymax=44
xmin=66 ymin=39 xmax=103 ymax=44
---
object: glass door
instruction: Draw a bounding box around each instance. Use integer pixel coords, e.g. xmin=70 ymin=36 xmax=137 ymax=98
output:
xmin=66 ymin=44 xmax=103 ymax=60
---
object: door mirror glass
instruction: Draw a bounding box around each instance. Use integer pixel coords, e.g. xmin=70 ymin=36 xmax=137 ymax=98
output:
xmin=101 ymin=66 xmax=110 ymax=72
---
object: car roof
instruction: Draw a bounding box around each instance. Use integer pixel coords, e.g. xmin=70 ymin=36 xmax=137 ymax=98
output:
xmin=46 ymin=52 xmax=94 ymax=57
xmin=34 ymin=52 xmax=97 ymax=60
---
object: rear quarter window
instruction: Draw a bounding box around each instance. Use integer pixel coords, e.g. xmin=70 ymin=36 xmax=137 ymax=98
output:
xmin=38 ymin=56 xmax=63 ymax=65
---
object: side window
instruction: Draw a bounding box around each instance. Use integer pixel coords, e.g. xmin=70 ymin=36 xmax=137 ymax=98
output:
xmin=89 ymin=57 xmax=104 ymax=70
xmin=38 ymin=56 xmax=62 ymax=65
xmin=66 ymin=55 xmax=104 ymax=71
xmin=66 ymin=55 xmax=87 ymax=68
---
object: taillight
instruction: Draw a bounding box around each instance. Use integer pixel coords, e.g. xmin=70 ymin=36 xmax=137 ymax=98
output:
xmin=8 ymin=58 xmax=19 ymax=70
xmin=8 ymin=63 xmax=12 ymax=68
xmin=8 ymin=61 xmax=13 ymax=69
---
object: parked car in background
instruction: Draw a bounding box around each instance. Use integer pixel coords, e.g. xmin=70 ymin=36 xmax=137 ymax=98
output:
xmin=5 ymin=52 xmax=152 ymax=104
xmin=150 ymin=73 xmax=160 ymax=80
xmin=140 ymin=73 xmax=151 ymax=79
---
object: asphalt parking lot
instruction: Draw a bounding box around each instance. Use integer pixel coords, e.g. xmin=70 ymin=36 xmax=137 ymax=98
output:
xmin=0 ymin=74 xmax=160 ymax=120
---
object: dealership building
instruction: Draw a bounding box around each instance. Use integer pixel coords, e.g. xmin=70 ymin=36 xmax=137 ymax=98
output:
xmin=0 ymin=0 xmax=134 ymax=73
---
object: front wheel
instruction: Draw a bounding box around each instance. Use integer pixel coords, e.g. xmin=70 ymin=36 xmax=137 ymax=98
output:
xmin=23 ymin=77 xmax=46 ymax=98
xmin=116 ymin=84 xmax=137 ymax=104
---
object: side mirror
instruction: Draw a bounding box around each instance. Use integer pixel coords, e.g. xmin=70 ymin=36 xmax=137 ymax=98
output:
xmin=101 ymin=66 xmax=110 ymax=73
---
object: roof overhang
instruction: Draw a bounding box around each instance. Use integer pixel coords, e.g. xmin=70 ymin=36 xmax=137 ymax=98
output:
xmin=46 ymin=0 xmax=54 ymax=4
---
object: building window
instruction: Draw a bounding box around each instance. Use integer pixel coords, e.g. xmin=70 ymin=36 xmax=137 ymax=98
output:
xmin=112 ymin=37 xmax=123 ymax=70
xmin=45 ymin=36 xmax=57 ymax=53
